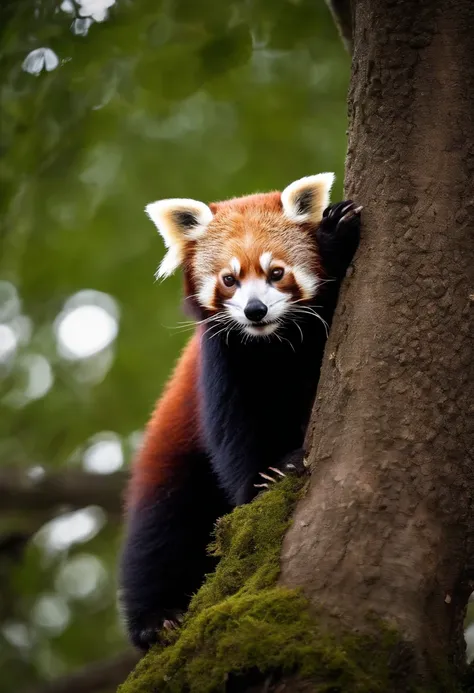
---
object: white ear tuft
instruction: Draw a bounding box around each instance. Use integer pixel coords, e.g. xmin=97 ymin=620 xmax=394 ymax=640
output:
xmin=154 ymin=245 xmax=182 ymax=281
xmin=145 ymin=198 xmax=213 ymax=279
xmin=281 ymin=173 xmax=335 ymax=224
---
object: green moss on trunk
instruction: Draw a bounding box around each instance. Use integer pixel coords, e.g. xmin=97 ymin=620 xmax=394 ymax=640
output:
xmin=118 ymin=478 xmax=458 ymax=693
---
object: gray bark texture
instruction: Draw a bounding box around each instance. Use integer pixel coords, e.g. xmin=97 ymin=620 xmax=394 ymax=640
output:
xmin=281 ymin=0 xmax=474 ymax=685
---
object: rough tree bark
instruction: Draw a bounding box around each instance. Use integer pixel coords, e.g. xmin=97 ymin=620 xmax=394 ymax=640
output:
xmin=281 ymin=0 xmax=474 ymax=688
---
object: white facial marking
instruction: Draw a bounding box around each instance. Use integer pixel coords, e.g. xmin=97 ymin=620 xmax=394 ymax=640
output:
xmin=197 ymin=275 xmax=217 ymax=309
xmin=245 ymin=323 xmax=279 ymax=336
xmin=259 ymin=252 xmax=272 ymax=273
xmin=224 ymin=278 xmax=289 ymax=337
xmin=292 ymin=267 xmax=319 ymax=300
xmin=230 ymin=257 xmax=241 ymax=276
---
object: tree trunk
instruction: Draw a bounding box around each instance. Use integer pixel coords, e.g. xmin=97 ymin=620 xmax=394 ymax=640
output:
xmin=281 ymin=0 xmax=474 ymax=687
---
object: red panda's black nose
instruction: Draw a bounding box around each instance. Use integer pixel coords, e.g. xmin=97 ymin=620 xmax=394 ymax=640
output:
xmin=244 ymin=299 xmax=268 ymax=322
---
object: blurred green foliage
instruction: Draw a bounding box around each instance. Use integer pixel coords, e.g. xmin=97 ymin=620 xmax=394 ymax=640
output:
xmin=0 ymin=0 xmax=350 ymax=690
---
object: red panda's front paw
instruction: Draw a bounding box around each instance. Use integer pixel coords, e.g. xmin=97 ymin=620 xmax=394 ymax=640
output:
xmin=254 ymin=448 xmax=308 ymax=490
xmin=130 ymin=613 xmax=184 ymax=651
xmin=317 ymin=201 xmax=362 ymax=278
xmin=321 ymin=200 xmax=363 ymax=233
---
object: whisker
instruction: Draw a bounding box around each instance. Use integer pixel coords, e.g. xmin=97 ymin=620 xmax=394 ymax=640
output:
xmin=169 ymin=313 xmax=229 ymax=333
xmin=278 ymin=333 xmax=295 ymax=352
xmin=291 ymin=298 xmax=325 ymax=308
xmin=270 ymin=318 xmax=294 ymax=351
xmin=210 ymin=315 xmax=236 ymax=337
xmin=289 ymin=304 xmax=326 ymax=317
xmin=209 ymin=324 xmax=233 ymax=340
xmin=289 ymin=308 xmax=322 ymax=320
xmin=201 ymin=319 xmax=228 ymax=343
xmin=294 ymin=319 xmax=304 ymax=343
xmin=196 ymin=316 xmax=221 ymax=326
xmin=288 ymin=306 xmax=329 ymax=337
xmin=319 ymin=277 xmax=336 ymax=285
xmin=267 ymin=297 xmax=288 ymax=308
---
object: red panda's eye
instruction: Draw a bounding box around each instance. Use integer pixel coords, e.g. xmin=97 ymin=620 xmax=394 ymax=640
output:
xmin=270 ymin=267 xmax=285 ymax=281
xmin=222 ymin=275 xmax=236 ymax=288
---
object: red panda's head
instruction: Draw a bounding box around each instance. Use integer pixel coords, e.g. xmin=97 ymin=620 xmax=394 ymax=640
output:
xmin=145 ymin=174 xmax=334 ymax=338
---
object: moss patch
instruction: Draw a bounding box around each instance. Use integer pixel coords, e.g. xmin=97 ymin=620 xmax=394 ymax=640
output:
xmin=118 ymin=478 xmax=446 ymax=693
xmin=119 ymin=477 xmax=304 ymax=692
xmin=189 ymin=475 xmax=304 ymax=613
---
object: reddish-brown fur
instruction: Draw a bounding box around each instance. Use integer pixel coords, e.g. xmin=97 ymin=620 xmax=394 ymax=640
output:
xmin=127 ymin=333 xmax=201 ymax=507
xmin=194 ymin=192 xmax=323 ymax=280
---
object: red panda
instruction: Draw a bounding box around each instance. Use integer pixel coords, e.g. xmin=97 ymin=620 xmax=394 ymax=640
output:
xmin=119 ymin=174 xmax=361 ymax=650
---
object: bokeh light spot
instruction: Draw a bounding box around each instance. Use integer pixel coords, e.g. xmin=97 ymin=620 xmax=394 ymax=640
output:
xmin=83 ymin=432 xmax=123 ymax=474
xmin=77 ymin=0 xmax=116 ymax=23
xmin=54 ymin=290 xmax=119 ymax=361
xmin=466 ymin=623 xmax=474 ymax=662
xmin=72 ymin=17 xmax=93 ymax=36
xmin=0 ymin=324 xmax=17 ymax=362
xmin=56 ymin=554 xmax=107 ymax=600
xmin=22 ymin=354 xmax=54 ymax=400
xmin=9 ymin=315 xmax=33 ymax=346
xmin=0 ymin=281 xmax=21 ymax=321
xmin=32 ymin=595 xmax=70 ymax=635
xmin=22 ymin=48 xmax=59 ymax=75
xmin=35 ymin=507 xmax=106 ymax=554
xmin=2 ymin=622 xmax=33 ymax=650
xmin=60 ymin=0 xmax=75 ymax=13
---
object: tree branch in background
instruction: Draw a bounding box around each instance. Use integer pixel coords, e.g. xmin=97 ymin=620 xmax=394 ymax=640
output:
xmin=325 ymin=0 xmax=353 ymax=53
xmin=0 ymin=468 xmax=127 ymax=517
xmin=22 ymin=651 xmax=140 ymax=693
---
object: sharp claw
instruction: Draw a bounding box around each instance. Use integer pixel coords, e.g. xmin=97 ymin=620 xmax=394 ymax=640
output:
xmin=163 ymin=619 xmax=178 ymax=631
xmin=340 ymin=205 xmax=363 ymax=223
xmin=340 ymin=210 xmax=358 ymax=223
xmin=340 ymin=202 xmax=354 ymax=216
xmin=259 ymin=472 xmax=277 ymax=483
xmin=254 ymin=482 xmax=269 ymax=489
xmin=268 ymin=466 xmax=286 ymax=477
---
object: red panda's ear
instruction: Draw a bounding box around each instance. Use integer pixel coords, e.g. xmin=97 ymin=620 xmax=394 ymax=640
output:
xmin=145 ymin=199 xmax=213 ymax=279
xmin=281 ymin=173 xmax=335 ymax=225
